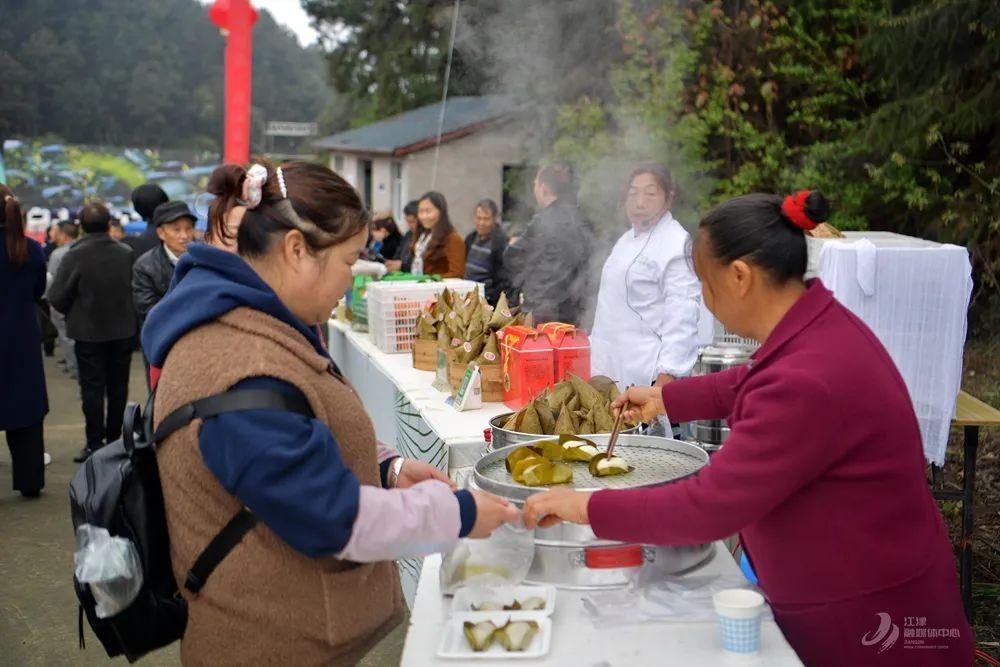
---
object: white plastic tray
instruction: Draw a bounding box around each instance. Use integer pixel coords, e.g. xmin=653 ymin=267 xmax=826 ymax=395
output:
xmin=437 ymin=612 xmax=552 ymax=660
xmin=451 ymin=584 xmax=556 ymax=617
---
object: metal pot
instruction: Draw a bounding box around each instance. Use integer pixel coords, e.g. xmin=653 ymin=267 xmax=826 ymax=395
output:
xmin=489 ymin=412 xmax=640 ymax=451
xmin=688 ymin=344 xmax=755 ymax=452
xmin=470 ymin=434 xmax=714 ymax=589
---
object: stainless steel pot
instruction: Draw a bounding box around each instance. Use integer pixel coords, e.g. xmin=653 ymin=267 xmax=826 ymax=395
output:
xmin=470 ymin=434 xmax=714 ymax=589
xmin=489 ymin=413 xmax=640 ymax=451
xmin=688 ymin=344 xmax=755 ymax=452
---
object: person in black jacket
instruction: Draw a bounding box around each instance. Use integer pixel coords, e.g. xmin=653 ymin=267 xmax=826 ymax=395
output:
xmin=49 ymin=201 xmax=138 ymax=462
xmin=365 ymin=212 xmax=403 ymax=263
xmin=463 ymin=198 xmax=509 ymax=305
xmin=132 ymin=201 xmax=195 ymax=388
xmin=386 ymin=200 xmax=418 ymax=273
xmin=504 ymin=162 xmax=594 ymax=325
xmin=122 ymin=183 xmax=169 ymax=258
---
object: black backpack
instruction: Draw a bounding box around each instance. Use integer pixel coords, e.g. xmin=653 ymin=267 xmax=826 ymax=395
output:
xmin=69 ymin=388 xmax=314 ymax=662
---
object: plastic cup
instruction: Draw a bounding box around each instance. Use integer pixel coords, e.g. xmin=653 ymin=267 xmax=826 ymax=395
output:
xmin=713 ymin=588 xmax=765 ymax=657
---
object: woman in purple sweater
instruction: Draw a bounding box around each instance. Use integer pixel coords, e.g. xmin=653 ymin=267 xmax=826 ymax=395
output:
xmin=524 ymin=191 xmax=973 ymax=666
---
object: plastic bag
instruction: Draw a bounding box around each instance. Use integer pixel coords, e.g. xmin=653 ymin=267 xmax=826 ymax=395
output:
xmin=439 ymin=518 xmax=534 ymax=594
xmin=583 ymin=569 xmax=772 ymax=625
xmin=74 ymin=524 xmax=144 ymax=619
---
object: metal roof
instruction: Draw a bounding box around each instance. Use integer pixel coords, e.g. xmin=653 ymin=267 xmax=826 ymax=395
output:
xmin=314 ymin=95 xmax=517 ymax=156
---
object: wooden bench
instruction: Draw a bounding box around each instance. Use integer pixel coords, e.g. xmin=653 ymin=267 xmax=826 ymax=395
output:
xmin=931 ymin=391 xmax=1000 ymax=622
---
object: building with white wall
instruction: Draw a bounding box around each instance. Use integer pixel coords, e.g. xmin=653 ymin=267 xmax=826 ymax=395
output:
xmin=314 ymin=96 xmax=532 ymax=234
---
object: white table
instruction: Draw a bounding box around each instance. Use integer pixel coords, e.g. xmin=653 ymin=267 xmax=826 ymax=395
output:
xmin=401 ymin=544 xmax=803 ymax=666
xmin=327 ymin=319 xmax=512 ymax=604
xmin=328 ymin=319 xmax=509 ymax=464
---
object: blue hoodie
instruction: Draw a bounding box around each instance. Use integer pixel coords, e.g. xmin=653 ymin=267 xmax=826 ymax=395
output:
xmin=143 ymin=244 xmax=473 ymax=558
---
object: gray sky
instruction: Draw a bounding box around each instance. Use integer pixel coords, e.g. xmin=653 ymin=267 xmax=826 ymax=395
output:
xmin=200 ymin=0 xmax=319 ymax=47
xmin=253 ymin=0 xmax=319 ymax=46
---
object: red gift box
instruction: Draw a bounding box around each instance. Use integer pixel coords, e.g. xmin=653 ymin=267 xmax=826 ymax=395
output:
xmin=500 ymin=325 xmax=555 ymax=411
xmin=538 ymin=322 xmax=591 ymax=383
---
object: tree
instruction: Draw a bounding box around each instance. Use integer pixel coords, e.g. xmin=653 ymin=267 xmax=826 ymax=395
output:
xmin=0 ymin=0 xmax=338 ymax=150
xmin=303 ymin=0 xmax=483 ymax=125
xmin=852 ymin=0 xmax=1000 ymax=292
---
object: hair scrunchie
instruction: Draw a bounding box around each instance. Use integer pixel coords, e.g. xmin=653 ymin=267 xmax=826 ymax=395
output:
xmin=781 ymin=190 xmax=819 ymax=231
xmin=241 ymin=164 xmax=269 ymax=210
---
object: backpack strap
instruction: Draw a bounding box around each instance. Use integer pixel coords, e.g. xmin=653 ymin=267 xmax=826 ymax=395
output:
xmin=184 ymin=508 xmax=258 ymax=593
xmin=150 ymin=387 xmax=315 ymax=595
xmin=152 ymin=388 xmax=313 ymax=443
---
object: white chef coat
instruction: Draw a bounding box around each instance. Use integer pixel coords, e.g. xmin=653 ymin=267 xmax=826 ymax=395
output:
xmin=590 ymin=212 xmax=703 ymax=389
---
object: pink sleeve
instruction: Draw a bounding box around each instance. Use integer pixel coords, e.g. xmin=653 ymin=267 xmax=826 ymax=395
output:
xmin=376 ymin=440 xmax=400 ymax=464
xmin=335 ymin=480 xmax=461 ymax=562
xmin=661 ymin=365 xmax=747 ymax=422
xmin=590 ymin=369 xmax=840 ymax=545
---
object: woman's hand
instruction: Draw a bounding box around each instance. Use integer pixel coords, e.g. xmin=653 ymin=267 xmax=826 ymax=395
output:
xmin=468 ymin=491 xmax=522 ymax=538
xmin=522 ymin=488 xmax=593 ymax=529
xmin=612 ymin=386 xmax=666 ymax=423
xmin=394 ymin=459 xmax=456 ymax=490
xmin=384 ymin=259 xmax=402 ymax=272
xmin=653 ymin=373 xmax=675 ymax=387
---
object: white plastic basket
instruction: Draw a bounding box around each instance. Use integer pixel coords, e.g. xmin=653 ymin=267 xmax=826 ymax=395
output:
xmin=367 ymin=279 xmax=483 ymax=353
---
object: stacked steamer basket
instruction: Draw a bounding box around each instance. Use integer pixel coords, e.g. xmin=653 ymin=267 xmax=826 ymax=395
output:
xmin=470 ymin=434 xmax=713 ymax=589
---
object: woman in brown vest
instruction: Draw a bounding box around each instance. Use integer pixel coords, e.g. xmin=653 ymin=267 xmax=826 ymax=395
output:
xmin=142 ymin=161 xmax=518 ymax=666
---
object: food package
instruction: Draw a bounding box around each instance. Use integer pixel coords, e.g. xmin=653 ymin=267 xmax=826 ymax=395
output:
xmin=440 ymin=520 xmax=534 ymax=594
xmin=500 ymin=326 xmax=555 ymax=411
xmin=539 ymin=323 xmax=591 ymax=382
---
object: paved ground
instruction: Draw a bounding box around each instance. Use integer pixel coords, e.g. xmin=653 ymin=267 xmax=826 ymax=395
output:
xmin=0 ymin=353 xmax=406 ymax=666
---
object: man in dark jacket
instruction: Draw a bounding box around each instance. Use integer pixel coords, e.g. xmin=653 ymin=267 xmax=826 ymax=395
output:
xmin=504 ymin=162 xmax=594 ymax=325
xmin=463 ymin=198 xmax=509 ymax=305
xmin=387 ymin=200 xmax=419 ymax=273
xmin=132 ymin=201 xmax=195 ymax=387
xmin=49 ymin=201 xmax=138 ymax=462
xmin=122 ymin=183 xmax=169 ymax=258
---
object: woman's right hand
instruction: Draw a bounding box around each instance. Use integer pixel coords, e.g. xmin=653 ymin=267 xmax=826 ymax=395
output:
xmin=385 ymin=259 xmax=402 ymax=272
xmin=612 ymin=386 xmax=666 ymax=423
xmin=468 ymin=490 xmax=521 ymax=538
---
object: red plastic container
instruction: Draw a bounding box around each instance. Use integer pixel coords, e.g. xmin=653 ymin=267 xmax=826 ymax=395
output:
xmin=538 ymin=322 xmax=591 ymax=383
xmin=500 ymin=326 xmax=555 ymax=411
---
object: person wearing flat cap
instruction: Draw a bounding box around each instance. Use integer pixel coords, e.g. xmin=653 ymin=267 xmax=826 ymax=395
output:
xmin=133 ymin=200 xmax=196 ymax=386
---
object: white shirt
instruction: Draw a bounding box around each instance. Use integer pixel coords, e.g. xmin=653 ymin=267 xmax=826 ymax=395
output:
xmin=411 ymin=233 xmax=431 ymax=275
xmin=590 ymin=212 xmax=703 ymax=389
xmin=164 ymin=245 xmax=180 ymax=266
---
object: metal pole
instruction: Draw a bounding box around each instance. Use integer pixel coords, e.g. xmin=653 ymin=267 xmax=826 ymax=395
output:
xmin=431 ymin=0 xmax=461 ymax=189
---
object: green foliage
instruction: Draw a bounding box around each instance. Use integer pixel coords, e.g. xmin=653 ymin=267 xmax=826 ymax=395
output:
xmin=303 ymin=0 xmax=483 ymax=125
xmin=67 ymin=150 xmax=145 ymax=190
xmin=0 ymin=0 xmax=337 ymax=149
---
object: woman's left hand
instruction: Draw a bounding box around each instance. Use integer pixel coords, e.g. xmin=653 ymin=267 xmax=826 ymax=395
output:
xmin=522 ymin=488 xmax=593 ymax=529
xmin=654 ymin=373 xmax=675 ymax=387
xmin=394 ymin=459 xmax=457 ymax=490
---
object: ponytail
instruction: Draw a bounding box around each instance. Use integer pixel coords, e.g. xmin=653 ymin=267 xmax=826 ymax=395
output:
xmin=206 ymin=164 xmax=249 ymax=247
xmin=0 ymin=185 xmax=27 ymax=267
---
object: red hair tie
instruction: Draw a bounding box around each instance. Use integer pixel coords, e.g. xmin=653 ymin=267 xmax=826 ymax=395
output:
xmin=781 ymin=190 xmax=817 ymax=231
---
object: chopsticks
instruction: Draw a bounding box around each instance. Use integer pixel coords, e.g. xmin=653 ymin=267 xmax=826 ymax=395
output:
xmin=605 ymin=399 xmax=629 ymax=460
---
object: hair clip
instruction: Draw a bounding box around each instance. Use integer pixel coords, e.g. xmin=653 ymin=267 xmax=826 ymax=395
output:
xmin=277 ymin=167 xmax=288 ymax=199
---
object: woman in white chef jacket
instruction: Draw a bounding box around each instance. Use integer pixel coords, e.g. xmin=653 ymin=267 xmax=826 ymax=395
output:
xmin=590 ymin=162 xmax=703 ymax=389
